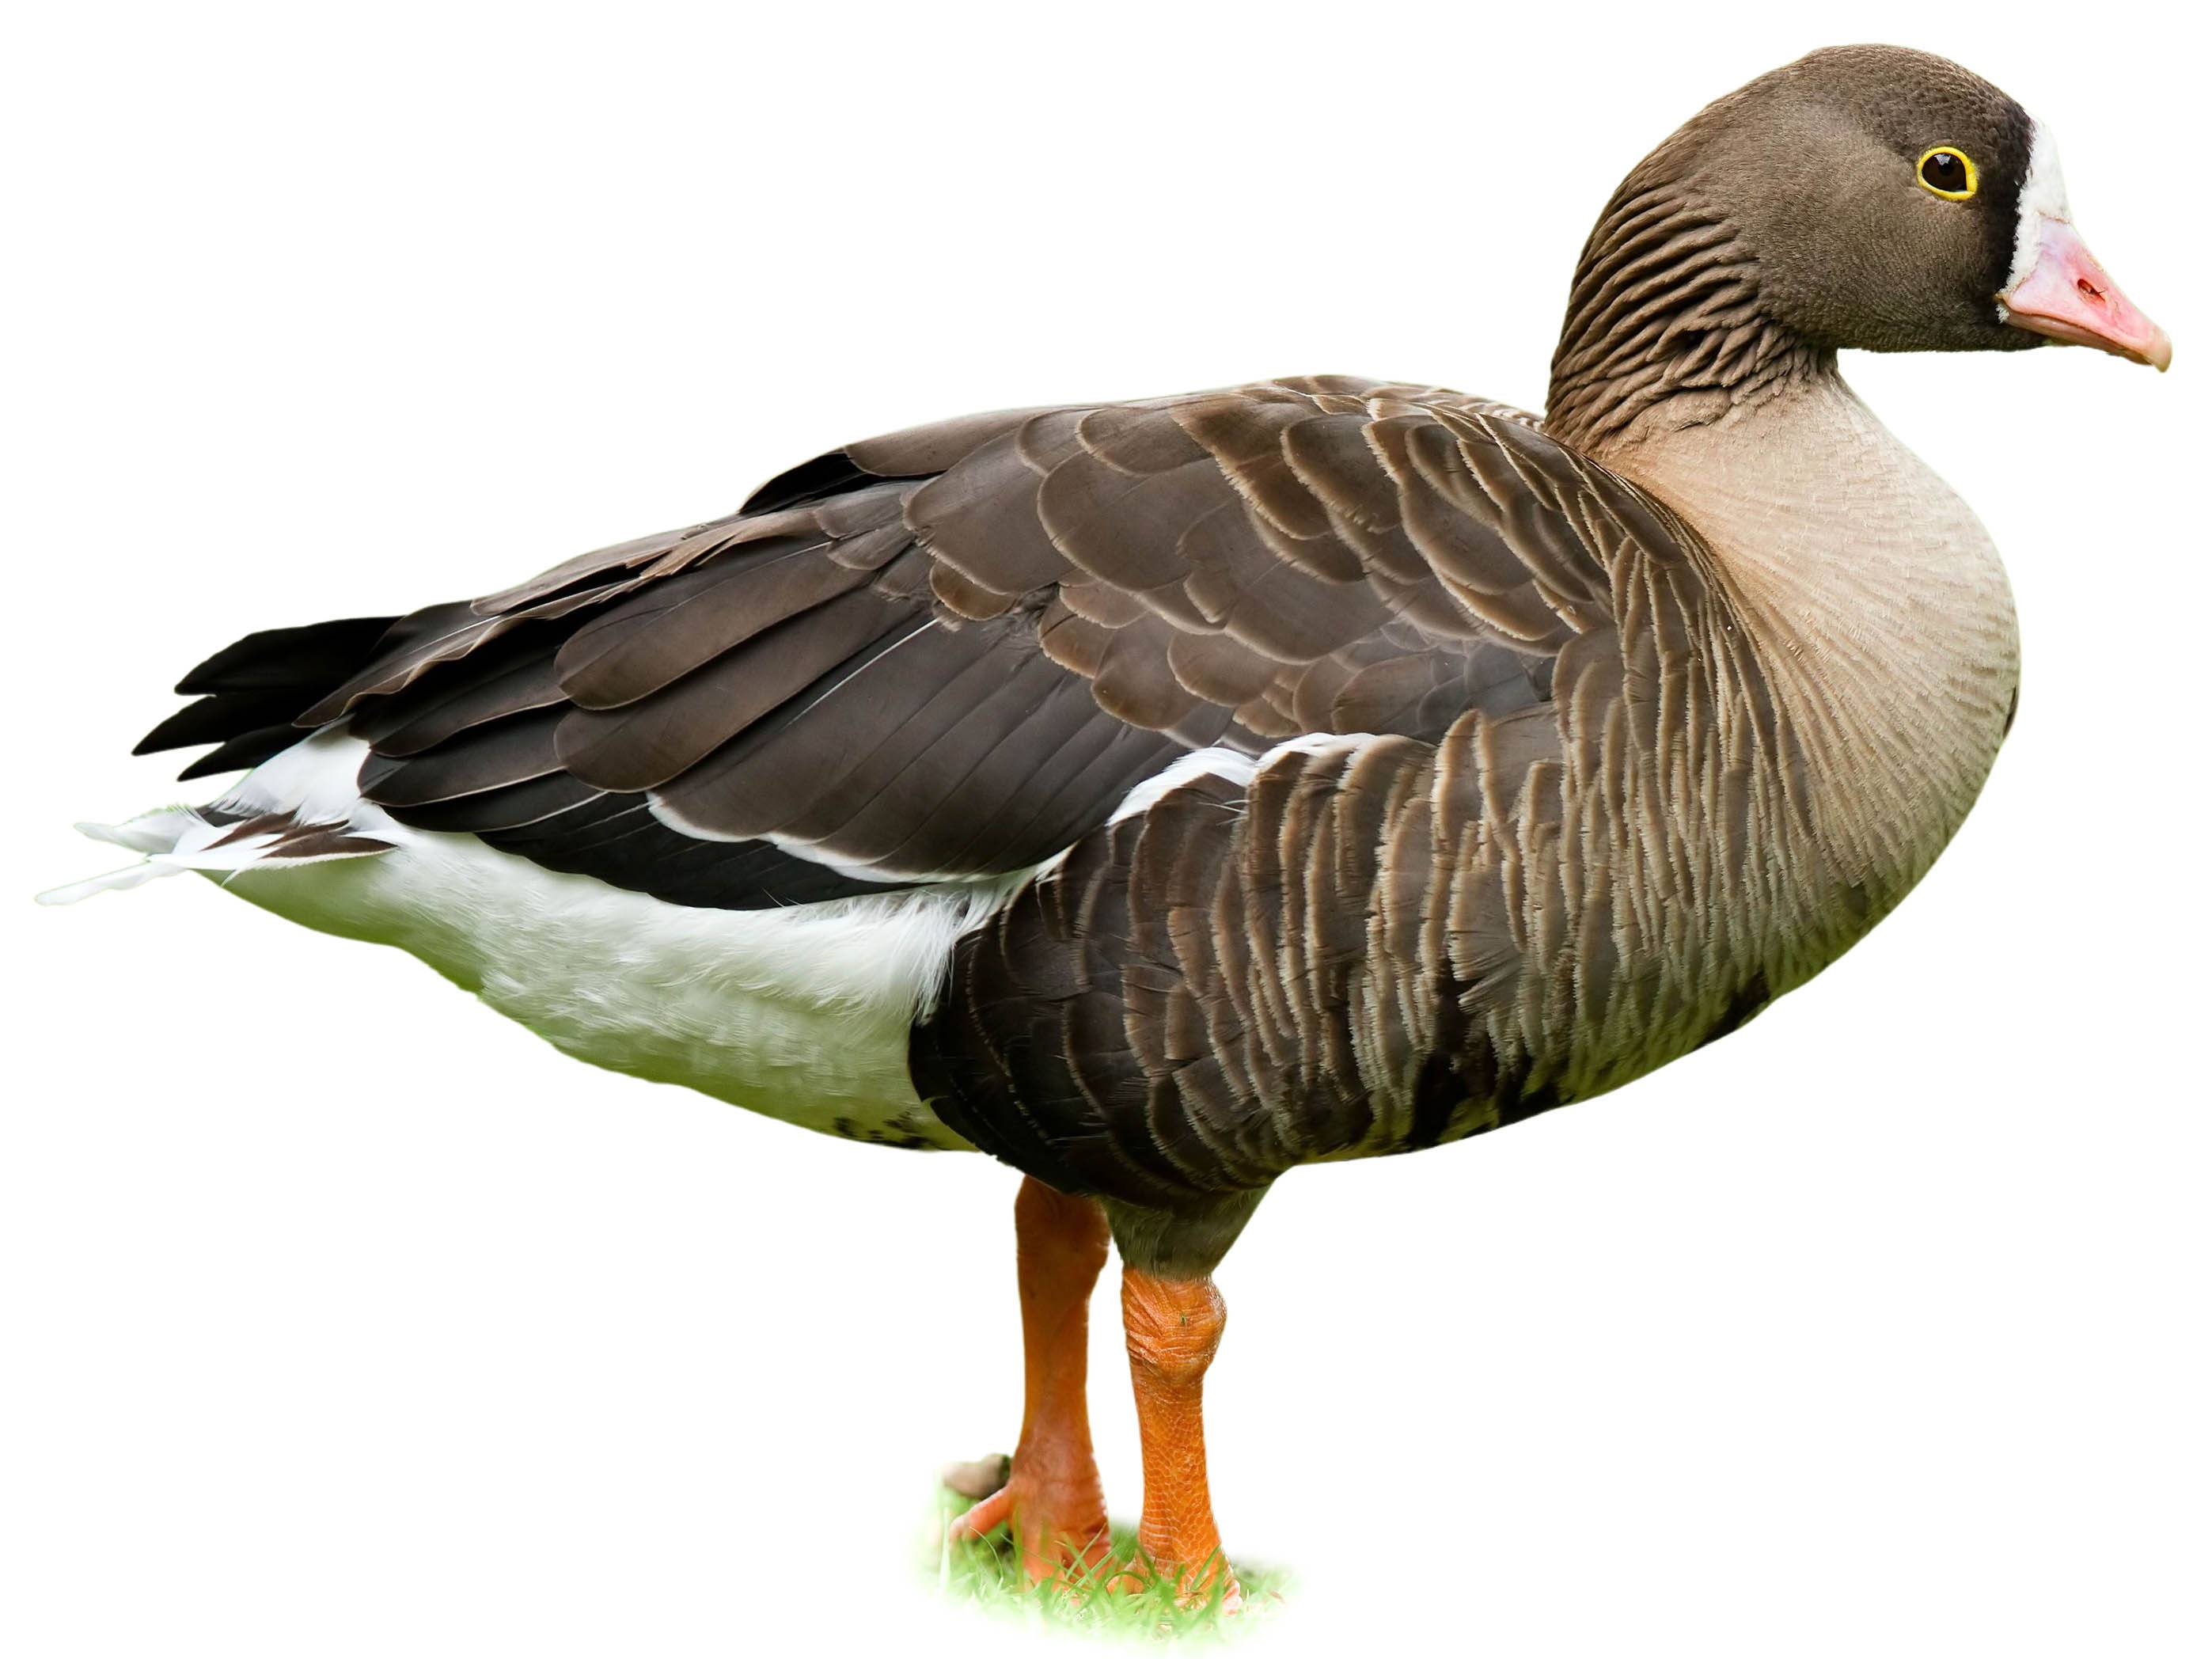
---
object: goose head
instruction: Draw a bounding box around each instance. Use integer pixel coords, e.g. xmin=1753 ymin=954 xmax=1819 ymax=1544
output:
xmin=1679 ymin=44 xmax=2168 ymax=369
xmin=1549 ymin=47 xmax=2170 ymax=446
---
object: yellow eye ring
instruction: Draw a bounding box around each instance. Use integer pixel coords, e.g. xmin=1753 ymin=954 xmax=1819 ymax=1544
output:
xmin=1916 ymin=146 xmax=1979 ymax=200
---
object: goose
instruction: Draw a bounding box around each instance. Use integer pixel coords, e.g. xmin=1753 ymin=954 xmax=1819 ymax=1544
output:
xmin=41 ymin=44 xmax=2168 ymax=1607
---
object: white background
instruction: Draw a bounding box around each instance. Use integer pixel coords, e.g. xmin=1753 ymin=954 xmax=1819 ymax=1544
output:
xmin=5 ymin=4 xmax=2205 ymax=1655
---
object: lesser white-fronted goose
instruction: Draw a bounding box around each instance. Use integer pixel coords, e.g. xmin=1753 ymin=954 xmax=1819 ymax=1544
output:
xmin=44 ymin=44 xmax=2168 ymax=1603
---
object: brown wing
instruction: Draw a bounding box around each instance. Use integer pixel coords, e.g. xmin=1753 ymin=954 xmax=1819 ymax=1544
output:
xmin=144 ymin=375 xmax=1682 ymax=909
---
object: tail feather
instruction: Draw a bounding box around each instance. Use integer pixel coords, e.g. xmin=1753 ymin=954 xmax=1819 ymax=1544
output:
xmin=39 ymin=811 xmax=221 ymax=905
xmin=72 ymin=809 xmax=202 ymax=854
xmin=39 ymin=736 xmax=396 ymax=906
xmin=44 ymin=616 xmax=408 ymax=906
xmin=36 ymin=858 xmax=181 ymax=905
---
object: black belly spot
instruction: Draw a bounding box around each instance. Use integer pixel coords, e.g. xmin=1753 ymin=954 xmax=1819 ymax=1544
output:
xmin=1405 ymin=1050 xmax=1469 ymax=1152
xmin=1698 ymin=972 xmax=1772 ymax=1050
xmin=829 ymin=1114 xmax=938 ymax=1151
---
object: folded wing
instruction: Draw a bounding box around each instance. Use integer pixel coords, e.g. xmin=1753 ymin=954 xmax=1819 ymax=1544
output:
xmin=142 ymin=375 xmax=1687 ymax=909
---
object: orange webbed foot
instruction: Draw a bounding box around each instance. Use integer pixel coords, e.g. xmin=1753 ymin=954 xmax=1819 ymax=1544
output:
xmin=948 ymin=1456 xmax=1114 ymax=1584
xmin=1109 ymin=1551 xmax=1243 ymax=1613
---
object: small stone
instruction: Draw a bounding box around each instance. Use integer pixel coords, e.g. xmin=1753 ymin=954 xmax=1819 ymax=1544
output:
xmin=939 ymin=1452 xmax=1012 ymax=1501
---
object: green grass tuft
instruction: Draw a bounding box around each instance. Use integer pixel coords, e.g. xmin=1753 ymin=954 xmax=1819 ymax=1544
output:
xmin=926 ymin=1483 xmax=1292 ymax=1641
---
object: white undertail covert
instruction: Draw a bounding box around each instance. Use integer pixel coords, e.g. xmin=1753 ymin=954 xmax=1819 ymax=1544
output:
xmin=41 ymin=731 xmax=1019 ymax=1150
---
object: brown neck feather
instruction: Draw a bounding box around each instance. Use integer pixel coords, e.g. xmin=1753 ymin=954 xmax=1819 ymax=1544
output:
xmin=1543 ymin=175 xmax=1829 ymax=452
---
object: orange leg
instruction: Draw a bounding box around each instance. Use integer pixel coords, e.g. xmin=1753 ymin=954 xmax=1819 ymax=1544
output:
xmin=1119 ymin=1268 xmax=1241 ymax=1610
xmin=950 ymin=1176 xmax=1114 ymax=1581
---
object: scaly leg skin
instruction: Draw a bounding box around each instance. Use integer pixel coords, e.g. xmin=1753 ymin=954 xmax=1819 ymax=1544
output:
xmin=1117 ymin=1268 xmax=1242 ymax=1612
xmin=949 ymin=1176 xmax=1114 ymax=1582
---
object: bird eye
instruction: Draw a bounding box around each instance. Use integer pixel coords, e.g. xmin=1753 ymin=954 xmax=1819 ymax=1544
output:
xmin=1916 ymin=146 xmax=1978 ymax=200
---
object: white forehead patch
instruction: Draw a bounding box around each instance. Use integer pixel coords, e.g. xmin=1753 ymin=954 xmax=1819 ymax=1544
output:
xmin=2003 ymin=118 xmax=2074 ymax=302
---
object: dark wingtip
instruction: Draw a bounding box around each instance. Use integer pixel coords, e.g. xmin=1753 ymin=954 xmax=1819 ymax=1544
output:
xmin=174 ymin=617 xmax=401 ymax=696
xmin=174 ymin=725 xmax=309 ymax=780
xmin=142 ymin=615 xmax=404 ymax=772
xmin=136 ymin=693 xmax=270 ymax=756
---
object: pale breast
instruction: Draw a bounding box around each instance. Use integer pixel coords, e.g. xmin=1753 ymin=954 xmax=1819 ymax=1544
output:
xmin=1603 ymin=374 xmax=2021 ymax=993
